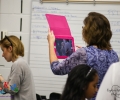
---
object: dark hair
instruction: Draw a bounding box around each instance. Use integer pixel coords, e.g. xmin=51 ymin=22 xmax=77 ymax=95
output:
xmin=82 ymin=12 xmax=112 ymax=50
xmin=60 ymin=64 xmax=97 ymax=100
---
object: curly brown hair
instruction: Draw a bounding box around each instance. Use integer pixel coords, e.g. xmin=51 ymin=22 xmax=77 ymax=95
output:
xmin=82 ymin=12 xmax=112 ymax=50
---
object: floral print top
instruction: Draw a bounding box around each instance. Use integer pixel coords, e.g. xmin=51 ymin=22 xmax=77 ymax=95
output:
xmin=51 ymin=46 xmax=119 ymax=100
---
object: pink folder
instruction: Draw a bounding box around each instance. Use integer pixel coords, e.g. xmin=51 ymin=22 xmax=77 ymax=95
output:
xmin=45 ymin=14 xmax=72 ymax=36
xmin=45 ymin=14 xmax=75 ymax=59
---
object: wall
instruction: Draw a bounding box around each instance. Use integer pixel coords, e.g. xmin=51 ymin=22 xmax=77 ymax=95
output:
xmin=0 ymin=0 xmax=120 ymax=99
xmin=0 ymin=0 xmax=31 ymax=99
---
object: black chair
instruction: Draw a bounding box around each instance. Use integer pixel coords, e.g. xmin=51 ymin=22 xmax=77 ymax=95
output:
xmin=36 ymin=93 xmax=42 ymax=100
xmin=41 ymin=95 xmax=47 ymax=100
xmin=49 ymin=92 xmax=61 ymax=100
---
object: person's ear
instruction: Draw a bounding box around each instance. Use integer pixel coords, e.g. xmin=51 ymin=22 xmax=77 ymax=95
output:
xmin=8 ymin=46 xmax=13 ymax=52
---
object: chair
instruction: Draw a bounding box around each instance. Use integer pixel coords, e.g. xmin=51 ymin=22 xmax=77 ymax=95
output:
xmin=36 ymin=93 xmax=42 ymax=100
xmin=49 ymin=92 xmax=61 ymax=100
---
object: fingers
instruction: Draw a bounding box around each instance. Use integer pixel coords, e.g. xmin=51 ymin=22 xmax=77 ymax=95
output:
xmin=48 ymin=28 xmax=54 ymax=37
xmin=47 ymin=28 xmax=55 ymax=41
xmin=51 ymin=30 xmax=54 ymax=36
xmin=48 ymin=28 xmax=53 ymax=35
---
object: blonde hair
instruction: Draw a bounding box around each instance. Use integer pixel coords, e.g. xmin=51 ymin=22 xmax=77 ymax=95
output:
xmin=0 ymin=35 xmax=24 ymax=59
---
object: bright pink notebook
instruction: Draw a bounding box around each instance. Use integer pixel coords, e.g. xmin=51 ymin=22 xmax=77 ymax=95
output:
xmin=46 ymin=14 xmax=75 ymax=59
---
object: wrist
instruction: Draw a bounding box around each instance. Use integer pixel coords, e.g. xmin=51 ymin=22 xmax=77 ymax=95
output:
xmin=49 ymin=42 xmax=54 ymax=46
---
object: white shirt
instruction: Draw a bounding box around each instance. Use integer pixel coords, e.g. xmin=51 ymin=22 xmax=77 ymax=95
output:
xmin=96 ymin=62 xmax=120 ymax=100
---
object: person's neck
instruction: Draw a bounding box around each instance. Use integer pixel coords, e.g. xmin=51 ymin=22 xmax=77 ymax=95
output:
xmin=12 ymin=56 xmax=19 ymax=62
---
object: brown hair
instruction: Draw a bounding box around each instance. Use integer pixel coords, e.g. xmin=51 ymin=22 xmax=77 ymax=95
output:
xmin=0 ymin=35 xmax=24 ymax=59
xmin=82 ymin=12 xmax=112 ymax=50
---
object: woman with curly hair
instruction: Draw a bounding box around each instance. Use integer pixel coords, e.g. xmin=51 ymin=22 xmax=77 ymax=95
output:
xmin=47 ymin=12 xmax=119 ymax=100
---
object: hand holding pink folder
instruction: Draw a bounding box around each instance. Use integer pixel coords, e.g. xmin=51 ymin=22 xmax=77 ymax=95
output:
xmin=47 ymin=28 xmax=55 ymax=44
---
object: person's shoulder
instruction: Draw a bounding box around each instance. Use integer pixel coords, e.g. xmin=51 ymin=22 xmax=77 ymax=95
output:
xmin=111 ymin=62 xmax=120 ymax=68
xmin=76 ymin=47 xmax=86 ymax=53
xmin=74 ymin=47 xmax=86 ymax=57
xmin=13 ymin=57 xmax=28 ymax=67
xmin=83 ymin=46 xmax=96 ymax=51
xmin=110 ymin=62 xmax=120 ymax=85
xmin=108 ymin=62 xmax=120 ymax=76
xmin=82 ymin=46 xmax=98 ymax=54
xmin=110 ymin=49 xmax=118 ymax=54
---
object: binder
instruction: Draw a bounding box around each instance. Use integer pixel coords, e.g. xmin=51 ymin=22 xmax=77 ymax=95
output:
xmin=46 ymin=14 xmax=75 ymax=59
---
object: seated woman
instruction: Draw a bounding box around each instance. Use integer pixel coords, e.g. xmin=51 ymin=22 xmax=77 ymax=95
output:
xmin=61 ymin=64 xmax=99 ymax=100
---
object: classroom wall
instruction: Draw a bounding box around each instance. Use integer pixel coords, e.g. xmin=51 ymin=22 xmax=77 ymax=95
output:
xmin=0 ymin=0 xmax=31 ymax=99
xmin=0 ymin=0 xmax=120 ymax=99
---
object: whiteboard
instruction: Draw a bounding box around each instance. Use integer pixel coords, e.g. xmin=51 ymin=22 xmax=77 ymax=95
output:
xmin=30 ymin=1 xmax=120 ymax=98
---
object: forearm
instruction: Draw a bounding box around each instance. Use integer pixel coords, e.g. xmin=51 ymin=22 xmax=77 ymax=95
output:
xmin=49 ymin=43 xmax=58 ymax=63
xmin=51 ymin=48 xmax=86 ymax=75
